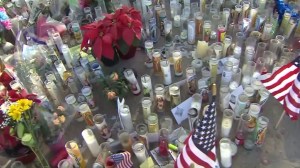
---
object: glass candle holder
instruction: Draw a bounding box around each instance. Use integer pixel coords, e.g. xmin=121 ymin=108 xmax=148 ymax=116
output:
xmin=81 ymin=86 xmax=96 ymax=109
xmin=255 ymin=116 xmax=269 ymax=147
xmin=221 ymin=109 xmax=234 ymax=138
xmin=141 ymin=97 xmax=152 ymax=123
xmin=221 ymin=61 xmax=233 ymax=86
xmin=44 ymin=79 xmax=62 ymax=106
xmin=222 ymin=8 xmax=230 ymax=28
xmin=61 ymin=44 xmax=73 ymax=68
xmin=254 ymin=42 xmax=267 ymax=61
xmin=160 ymin=116 xmax=173 ymax=132
xmin=194 ymin=12 xmax=203 ymax=38
xmin=242 ymin=61 xmax=255 ymax=87
xmin=242 ymin=0 xmax=250 ymax=18
xmin=269 ymin=39 xmax=280 ymax=55
xmin=57 ymin=159 xmax=73 ymax=168
xmin=52 ymin=31 xmax=64 ymax=52
xmin=93 ymin=114 xmax=111 ymax=139
xmin=177 ymin=134 xmax=188 ymax=152
xmin=203 ymin=20 xmax=212 ymax=42
xmin=119 ymin=105 xmax=134 ymax=132
xmin=65 ymin=94 xmax=82 ymax=119
xmin=235 ymin=113 xmax=251 ymax=145
xmin=220 ymin=138 xmax=232 ymax=168
xmin=141 ymin=74 xmax=154 ymax=99
xmin=233 ymin=4 xmax=242 ymax=24
xmin=187 ymin=19 xmax=196 ymax=44
xmin=145 ymin=40 xmax=154 ymax=60
xmin=118 ymin=130 xmax=133 ymax=152
xmin=174 ymin=15 xmax=181 ymax=28
xmin=132 ymin=142 xmax=148 ymax=163
xmin=164 ymin=20 xmax=173 ymax=47
xmin=148 ymin=113 xmax=159 ymax=133
xmin=247 ymin=103 xmax=261 ymax=131
xmin=124 ymin=69 xmax=141 ymax=95
xmin=263 ymin=50 xmax=276 ymax=71
xmin=186 ymin=67 xmax=197 ymax=94
xmin=155 ymin=84 xmax=165 ymax=112
xmin=67 ymin=77 xmax=79 ymax=94
xmin=180 ymin=14 xmax=188 ymax=40
xmin=279 ymin=10 xmax=291 ymax=33
xmin=190 ymin=2 xmax=199 ymax=14
xmin=261 ymin=23 xmax=273 ymax=41
xmin=136 ymin=123 xmax=149 ymax=149
xmin=220 ymin=86 xmax=230 ymax=110
xmin=97 ymin=142 xmax=111 ymax=164
xmin=222 ymin=35 xmax=232 ymax=56
xmin=159 ymin=128 xmax=169 ymax=157
xmin=217 ymin=24 xmax=226 ymax=42
xmin=74 ymin=66 xmax=90 ymax=86
xmin=172 ymin=50 xmax=183 ymax=76
xmin=81 ymin=129 xmax=100 ymax=157
xmin=160 ymin=59 xmax=172 ymax=86
xmin=153 ymin=49 xmax=162 ymax=74
xmin=65 ymin=140 xmax=86 ymax=167
xmin=169 ymin=83 xmax=181 ymax=108
xmin=234 ymin=94 xmax=248 ymax=119
xmin=283 ymin=19 xmax=296 ymax=39
xmin=209 ymin=57 xmax=218 ymax=83
xmin=214 ymin=42 xmax=223 ymax=59
xmin=79 ymin=103 xmax=95 ymax=127
xmin=54 ymin=60 xmax=67 ymax=80
xmin=188 ymin=108 xmax=198 ymax=131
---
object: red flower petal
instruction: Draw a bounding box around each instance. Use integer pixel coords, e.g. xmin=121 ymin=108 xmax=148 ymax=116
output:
xmin=122 ymin=28 xmax=135 ymax=46
xmin=93 ymin=38 xmax=103 ymax=59
xmin=102 ymin=35 xmax=114 ymax=60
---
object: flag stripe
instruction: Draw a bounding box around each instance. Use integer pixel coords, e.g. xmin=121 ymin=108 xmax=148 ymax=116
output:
xmin=269 ymin=78 xmax=295 ymax=102
xmin=261 ymin=62 xmax=295 ymax=84
xmin=265 ymin=69 xmax=298 ymax=93
xmin=185 ymin=140 xmax=212 ymax=168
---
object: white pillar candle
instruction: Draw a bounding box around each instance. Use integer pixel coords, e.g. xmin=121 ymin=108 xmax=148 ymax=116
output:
xmin=196 ymin=41 xmax=208 ymax=58
xmin=124 ymin=69 xmax=141 ymax=95
xmin=120 ymin=105 xmax=134 ymax=132
xmin=172 ymin=50 xmax=183 ymax=76
xmin=141 ymin=97 xmax=152 ymax=123
xmin=141 ymin=75 xmax=154 ymax=100
xmin=160 ymin=59 xmax=172 ymax=85
xmin=222 ymin=36 xmax=232 ymax=56
xmin=220 ymin=143 xmax=232 ymax=168
xmin=82 ymin=129 xmax=100 ymax=157
xmin=61 ymin=44 xmax=73 ymax=68
xmin=188 ymin=19 xmax=196 ymax=44
xmin=132 ymin=142 xmax=148 ymax=163
xmin=221 ymin=118 xmax=233 ymax=137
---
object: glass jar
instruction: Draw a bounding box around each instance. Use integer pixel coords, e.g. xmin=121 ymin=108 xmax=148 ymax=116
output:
xmin=221 ymin=109 xmax=234 ymax=138
xmin=241 ymin=61 xmax=255 ymax=87
xmin=254 ymin=42 xmax=267 ymax=61
xmin=155 ymin=84 xmax=165 ymax=112
xmin=118 ymin=130 xmax=133 ymax=152
xmin=187 ymin=19 xmax=196 ymax=44
xmin=93 ymin=114 xmax=111 ymax=139
xmin=153 ymin=49 xmax=162 ymax=74
xmin=65 ymin=141 xmax=86 ymax=167
xmin=81 ymin=86 xmax=96 ymax=109
xmin=159 ymin=128 xmax=169 ymax=157
xmin=203 ymin=20 xmax=212 ymax=42
xmin=141 ymin=97 xmax=152 ymax=123
xmin=124 ymin=69 xmax=141 ymax=95
xmin=221 ymin=61 xmax=233 ymax=86
xmin=255 ymin=116 xmax=269 ymax=147
xmin=141 ymin=74 xmax=154 ymax=99
xmin=44 ymin=80 xmax=62 ymax=106
xmin=160 ymin=116 xmax=173 ymax=132
xmin=222 ymin=35 xmax=232 ymax=56
xmin=145 ymin=40 xmax=154 ymax=60
xmin=247 ymin=103 xmax=261 ymax=132
xmin=96 ymin=142 xmax=111 ymax=165
xmin=234 ymin=94 xmax=248 ymax=119
xmin=54 ymin=60 xmax=67 ymax=80
xmin=160 ymin=59 xmax=172 ymax=85
xmin=78 ymin=103 xmax=95 ymax=127
xmin=148 ymin=113 xmax=159 ymax=133
xmin=172 ymin=50 xmax=183 ymax=76
xmin=136 ymin=123 xmax=149 ymax=149
xmin=194 ymin=12 xmax=203 ymax=38
xmin=169 ymin=84 xmax=181 ymax=108
xmin=220 ymin=86 xmax=230 ymax=110
xmin=214 ymin=42 xmax=223 ymax=59
xmin=188 ymin=108 xmax=198 ymax=131
xmin=132 ymin=142 xmax=148 ymax=163
xmin=74 ymin=66 xmax=90 ymax=86
xmin=234 ymin=113 xmax=251 ymax=145
xmin=164 ymin=20 xmax=173 ymax=47
xmin=209 ymin=57 xmax=218 ymax=83
xmin=186 ymin=67 xmax=197 ymax=94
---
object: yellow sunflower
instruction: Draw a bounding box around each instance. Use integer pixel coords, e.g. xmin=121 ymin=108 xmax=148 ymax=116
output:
xmin=17 ymin=99 xmax=33 ymax=111
xmin=8 ymin=109 xmax=22 ymax=121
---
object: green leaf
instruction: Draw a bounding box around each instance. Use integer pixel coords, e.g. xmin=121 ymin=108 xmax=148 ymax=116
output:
xmin=9 ymin=127 xmax=15 ymax=137
xmin=17 ymin=123 xmax=25 ymax=139
xmin=117 ymin=39 xmax=129 ymax=55
xmin=21 ymin=133 xmax=36 ymax=147
xmin=132 ymin=37 xmax=141 ymax=47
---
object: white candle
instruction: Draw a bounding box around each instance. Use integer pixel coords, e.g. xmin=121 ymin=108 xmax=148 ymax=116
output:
xmin=221 ymin=118 xmax=233 ymax=137
xmin=160 ymin=59 xmax=172 ymax=85
xmin=222 ymin=36 xmax=232 ymax=56
xmin=54 ymin=60 xmax=67 ymax=80
xmin=188 ymin=19 xmax=196 ymax=44
xmin=82 ymin=129 xmax=100 ymax=157
xmin=52 ymin=32 xmax=64 ymax=52
xmin=174 ymin=15 xmax=181 ymax=28
xmin=141 ymin=75 xmax=153 ymax=100
xmin=132 ymin=142 xmax=148 ymax=163
xmin=141 ymin=97 xmax=152 ymax=123
xmin=124 ymin=69 xmax=141 ymax=95
xmin=120 ymin=105 xmax=134 ymax=132
xmin=196 ymin=41 xmax=208 ymax=58
xmin=220 ymin=143 xmax=232 ymax=168
xmin=61 ymin=44 xmax=73 ymax=68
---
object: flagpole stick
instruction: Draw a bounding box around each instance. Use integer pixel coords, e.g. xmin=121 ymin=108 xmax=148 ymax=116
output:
xmin=275 ymin=110 xmax=285 ymax=129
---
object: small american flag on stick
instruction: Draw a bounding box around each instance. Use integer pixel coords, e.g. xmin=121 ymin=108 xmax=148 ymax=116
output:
xmin=111 ymin=151 xmax=133 ymax=168
xmin=261 ymin=56 xmax=300 ymax=120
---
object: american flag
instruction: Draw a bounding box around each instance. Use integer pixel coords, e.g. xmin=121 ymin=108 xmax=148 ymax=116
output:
xmin=111 ymin=151 xmax=133 ymax=168
xmin=175 ymin=100 xmax=219 ymax=168
xmin=261 ymin=56 xmax=300 ymax=120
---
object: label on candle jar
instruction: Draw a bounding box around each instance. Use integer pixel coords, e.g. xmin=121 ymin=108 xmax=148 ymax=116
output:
xmin=156 ymin=95 xmax=165 ymax=112
xmin=187 ymin=75 xmax=197 ymax=94
xmin=203 ymin=27 xmax=211 ymax=42
xmin=149 ymin=18 xmax=158 ymax=43
xmin=82 ymin=111 xmax=95 ymax=126
xmin=174 ymin=57 xmax=183 ymax=76
xmin=170 ymin=94 xmax=181 ymax=107
xmin=153 ymin=54 xmax=162 ymax=74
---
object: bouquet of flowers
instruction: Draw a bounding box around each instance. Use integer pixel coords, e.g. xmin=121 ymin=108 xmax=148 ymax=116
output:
xmin=99 ymin=72 xmax=129 ymax=100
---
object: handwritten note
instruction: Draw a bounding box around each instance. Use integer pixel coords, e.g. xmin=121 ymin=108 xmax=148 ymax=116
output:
xmin=229 ymin=85 xmax=244 ymax=109
xmin=171 ymin=97 xmax=193 ymax=124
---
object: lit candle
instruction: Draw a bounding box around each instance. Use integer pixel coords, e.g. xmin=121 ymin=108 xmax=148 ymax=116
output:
xmin=82 ymin=129 xmax=100 ymax=157
xmin=220 ymin=138 xmax=232 ymax=168
xmin=124 ymin=69 xmax=141 ymax=95
xmin=120 ymin=105 xmax=134 ymax=132
xmin=160 ymin=59 xmax=172 ymax=85
xmin=221 ymin=109 xmax=234 ymax=137
xmin=141 ymin=74 xmax=153 ymax=99
xmin=132 ymin=142 xmax=148 ymax=163
xmin=196 ymin=41 xmax=208 ymax=58
xmin=61 ymin=44 xmax=73 ymax=68
xmin=172 ymin=50 xmax=183 ymax=76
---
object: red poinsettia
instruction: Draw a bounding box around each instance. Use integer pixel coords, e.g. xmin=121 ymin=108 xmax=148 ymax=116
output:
xmin=80 ymin=6 xmax=142 ymax=61
xmin=0 ymin=89 xmax=40 ymax=105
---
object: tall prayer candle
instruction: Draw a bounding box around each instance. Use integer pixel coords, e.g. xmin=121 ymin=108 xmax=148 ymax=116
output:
xmin=160 ymin=59 xmax=172 ymax=85
xmin=124 ymin=69 xmax=141 ymax=95
xmin=120 ymin=105 xmax=134 ymax=132
xmin=82 ymin=129 xmax=100 ymax=157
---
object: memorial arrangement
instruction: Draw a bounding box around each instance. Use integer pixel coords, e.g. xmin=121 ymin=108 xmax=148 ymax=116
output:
xmin=0 ymin=0 xmax=299 ymax=167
